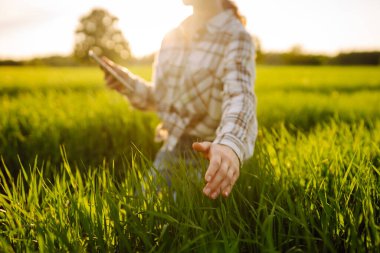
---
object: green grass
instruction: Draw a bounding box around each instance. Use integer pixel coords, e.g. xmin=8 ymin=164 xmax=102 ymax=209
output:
xmin=1 ymin=66 xmax=379 ymax=169
xmin=0 ymin=91 xmax=159 ymax=176
xmin=256 ymin=66 xmax=380 ymax=92
xmin=1 ymin=121 xmax=379 ymax=252
xmin=0 ymin=66 xmax=150 ymax=95
xmin=0 ymin=65 xmax=379 ymax=252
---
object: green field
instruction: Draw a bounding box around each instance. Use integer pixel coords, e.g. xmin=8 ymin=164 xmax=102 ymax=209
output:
xmin=0 ymin=66 xmax=379 ymax=252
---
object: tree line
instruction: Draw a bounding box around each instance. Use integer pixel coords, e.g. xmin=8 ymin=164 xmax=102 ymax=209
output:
xmin=1 ymin=8 xmax=379 ymax=66
xmin=2 ymin=50 xmax=379 ymax=67
xmin=255 ymin=44 xmax=380 ymax=65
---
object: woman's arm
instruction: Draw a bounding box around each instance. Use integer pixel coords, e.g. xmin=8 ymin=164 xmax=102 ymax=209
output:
xmin=213 ymin=30 xmax=256 ymax=162
xmin=193 ymin=30 xmax=257 ymax=199
xmin=102 ymin=58 xmax=156 ymax=111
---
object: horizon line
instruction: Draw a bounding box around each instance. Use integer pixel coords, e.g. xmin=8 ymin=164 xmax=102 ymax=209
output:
xmin=2 ymin=47 xmax=380 ymax=61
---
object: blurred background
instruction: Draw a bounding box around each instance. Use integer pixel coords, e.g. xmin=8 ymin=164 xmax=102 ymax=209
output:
xmin=0 ymin=0 xmax=379 ymax=173
xmin=1 ymin=0 xmax=380 ymax=65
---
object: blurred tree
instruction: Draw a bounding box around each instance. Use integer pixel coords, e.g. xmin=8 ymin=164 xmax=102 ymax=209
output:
xmin=73 ymin=8 xmax=131 ymax=64
xmin=289 ymin=44 xmax=304 ymax=55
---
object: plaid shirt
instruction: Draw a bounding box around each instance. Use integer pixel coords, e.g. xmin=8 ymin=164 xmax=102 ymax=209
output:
xmin=118 ymin=10 xmax=257 ymax=162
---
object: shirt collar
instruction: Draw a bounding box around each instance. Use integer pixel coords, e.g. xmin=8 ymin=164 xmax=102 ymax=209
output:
xmin=206 ymin=9 xmax=234 ymax=34
xmin=179 ymin=9 xmax=234 ymax=38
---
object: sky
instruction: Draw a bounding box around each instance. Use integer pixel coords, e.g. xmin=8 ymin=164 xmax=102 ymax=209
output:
xmin=0 ymin=0 xmax=379 ymax=59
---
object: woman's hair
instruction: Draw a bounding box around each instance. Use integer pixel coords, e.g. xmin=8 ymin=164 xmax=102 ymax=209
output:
xmin=222 ymin=0 xmax=246 ymax=26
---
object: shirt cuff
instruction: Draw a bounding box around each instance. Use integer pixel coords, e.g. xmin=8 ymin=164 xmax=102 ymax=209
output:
xmin=213 ymin=134 xmax=244 ymax=166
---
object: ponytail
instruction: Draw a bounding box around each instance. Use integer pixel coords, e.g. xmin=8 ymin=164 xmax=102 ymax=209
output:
xmin=222 ymin=0 xmax=246 ymax=26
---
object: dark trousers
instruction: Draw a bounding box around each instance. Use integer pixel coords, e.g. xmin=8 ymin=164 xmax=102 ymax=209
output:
xmin=153 ymin=135 xmax=205 ymax=187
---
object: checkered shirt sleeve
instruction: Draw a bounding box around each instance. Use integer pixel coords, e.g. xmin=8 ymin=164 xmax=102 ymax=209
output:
xmin=213 ymin=31 xmax=257 ymax=162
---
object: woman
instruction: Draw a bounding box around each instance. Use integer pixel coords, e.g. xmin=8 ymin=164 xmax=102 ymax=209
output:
xmin=101 ymin=0 xmax=257 ymax=199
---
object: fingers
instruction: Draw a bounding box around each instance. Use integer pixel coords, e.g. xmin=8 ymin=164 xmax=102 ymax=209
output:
xmin=99 ymin=57 xmax=123 ymax=77
xmin=222 ymin=185 xmax=232 ymax=198
xmin=101 ymin=56 xmax=114 ymax=66
xmin=203 ymin=163 xmax=227 ymax=198
xmin=192 ymin=142 xmax=211 ymax=154
xmin=203 ymin=162 xmax=234 ymax=199
xmin=219 ymin=168 xmax=235 ymax=197
xmin=222 ymin=170 xmax=239 ymax=197
xmin=209 ymin=161 xmax=228 ymax=187
xmin=201 ymin=144 xmax=240 ymax=199
xmin=96 ymin=58 xmax=128 ymax=93
xmin=104 ymin=72 xmax=123 ymax=91
xmin=192 ymin=142 xmax=212 ymax=160
xmin=204 ymin=153 xmax=221 ymax=182
xmin=104 ymin=73 xmax=116 ymax=85
xmin=104 ymin=73 xmax=114 ymax=83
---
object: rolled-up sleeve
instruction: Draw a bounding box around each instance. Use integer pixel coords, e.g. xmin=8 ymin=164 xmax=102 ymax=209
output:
xmin=213 ymin=31 xmax=258 ymax=163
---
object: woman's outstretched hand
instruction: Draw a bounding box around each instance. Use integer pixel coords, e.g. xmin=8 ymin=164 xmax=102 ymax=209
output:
xmin=192 ymin=142 xmax=240 ymax=199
